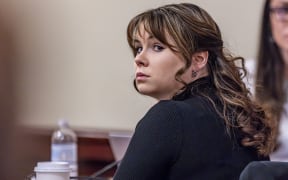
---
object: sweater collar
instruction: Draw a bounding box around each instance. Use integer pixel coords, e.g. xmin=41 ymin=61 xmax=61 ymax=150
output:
xmin=173 ymin=76 xmax=214 ymax=100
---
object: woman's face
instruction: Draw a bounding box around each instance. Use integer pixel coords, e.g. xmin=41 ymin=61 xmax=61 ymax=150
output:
xmin=270 ymin=0 xmax=288 ymax=52
xmin=133 ymin=25 xmax=192 ymax=100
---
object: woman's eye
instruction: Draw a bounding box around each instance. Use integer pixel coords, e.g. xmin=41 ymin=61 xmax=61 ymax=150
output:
xmin=153 ymin=44 xmax=164 ymax=52
xmin=135 ymin=46 xmax=143 ymax=54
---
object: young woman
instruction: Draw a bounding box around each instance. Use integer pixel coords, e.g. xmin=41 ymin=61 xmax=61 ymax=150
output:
xmin=251 ymin=0 xmax=288 ymax=162
xmin=114 ymin=3 xmax=275 ymax=179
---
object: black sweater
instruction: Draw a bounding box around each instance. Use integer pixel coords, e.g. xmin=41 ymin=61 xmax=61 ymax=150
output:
xmin=114 ymin=77 xmax=268 ymax=180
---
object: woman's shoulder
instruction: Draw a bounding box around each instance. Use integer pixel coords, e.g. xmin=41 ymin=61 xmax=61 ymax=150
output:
xmin=141 ymin=99 xmax=203 ymax=122
xmin=145 ymin=100 xmax=189 ymax=119
xmin=151 ymin=98 xmax=206 ymax=113
xmin=135 ymin=98 xmax=212 ymax=136
xmin=134 ymin=101 xmax=184 ymax=139
xmin=144 ymin=98 xmax=213 ymax=124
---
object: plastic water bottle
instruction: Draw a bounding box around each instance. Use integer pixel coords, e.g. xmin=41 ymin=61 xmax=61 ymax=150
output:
xmin=51 ymin=119 xmax=78 ymax=177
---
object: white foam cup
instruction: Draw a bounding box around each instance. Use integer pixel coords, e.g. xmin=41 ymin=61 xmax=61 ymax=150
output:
xmin=34 ymin=161 xmax=71 ymax=180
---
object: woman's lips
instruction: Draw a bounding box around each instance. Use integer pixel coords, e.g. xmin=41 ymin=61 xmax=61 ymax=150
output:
xmin=136 ymin=72 xmax=149 ymax=80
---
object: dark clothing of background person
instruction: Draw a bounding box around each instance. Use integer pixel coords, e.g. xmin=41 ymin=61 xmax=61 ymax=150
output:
xmin=239 ymin=161 xmax=288 ymax=180
xmin=114 ymin=77 xmax=269 ymax=180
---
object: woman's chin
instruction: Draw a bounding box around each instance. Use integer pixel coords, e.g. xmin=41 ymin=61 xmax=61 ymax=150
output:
xmin=136 ymin=86 xmax=152 ymax=96
xmin=138 ymin=89 xmax=150 ymax=96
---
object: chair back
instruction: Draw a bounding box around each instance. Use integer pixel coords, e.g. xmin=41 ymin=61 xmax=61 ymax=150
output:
xmin=239 ymin=161 xmax=288 ymax=180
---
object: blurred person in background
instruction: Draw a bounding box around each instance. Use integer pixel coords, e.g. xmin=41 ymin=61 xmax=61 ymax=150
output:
xmin=0 ymin=11 xmax=16 ymax=180
xmin=114 ymin=3 xmax=275 ymax=180
xmin=0 ymin=4 xmax=36 ymax=179
xmin=246 ymin=0 xmax=288 ymax=162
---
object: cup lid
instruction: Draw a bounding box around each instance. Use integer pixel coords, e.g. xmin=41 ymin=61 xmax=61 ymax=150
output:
xmin=34 ymin=161 xmax=71 ymax=173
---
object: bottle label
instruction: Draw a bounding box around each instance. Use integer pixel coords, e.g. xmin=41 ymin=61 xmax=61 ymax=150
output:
xmin=51 ymin=143 xmax=77 ymax=163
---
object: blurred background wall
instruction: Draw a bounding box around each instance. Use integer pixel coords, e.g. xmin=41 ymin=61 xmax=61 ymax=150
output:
xmin=0 ymin=0 xmax=264 ymax=131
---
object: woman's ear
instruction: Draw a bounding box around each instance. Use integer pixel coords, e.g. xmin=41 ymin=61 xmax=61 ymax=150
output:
xmin=191 ymin=51 xmax=209 ymax=70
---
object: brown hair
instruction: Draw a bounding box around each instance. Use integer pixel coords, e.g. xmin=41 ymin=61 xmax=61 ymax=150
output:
xmin=255 ymin=0 xmax=285 ymax=145
xmin=127 ymin=3 xmax=275 ymax=155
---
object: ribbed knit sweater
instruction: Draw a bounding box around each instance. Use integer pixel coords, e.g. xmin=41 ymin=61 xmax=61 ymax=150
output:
xmin=114 ymin=77 xmax=268 ymax=180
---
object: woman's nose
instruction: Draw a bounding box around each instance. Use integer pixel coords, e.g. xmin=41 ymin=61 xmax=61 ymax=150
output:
xmin=134 ymin=53 xmax=148 ymax=67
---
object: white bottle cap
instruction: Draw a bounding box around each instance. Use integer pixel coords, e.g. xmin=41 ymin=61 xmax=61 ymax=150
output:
xmin=34 ymin=161 xmax=71 ymax=173
xmin=58 ymin=119 xmax=69 ymax=128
